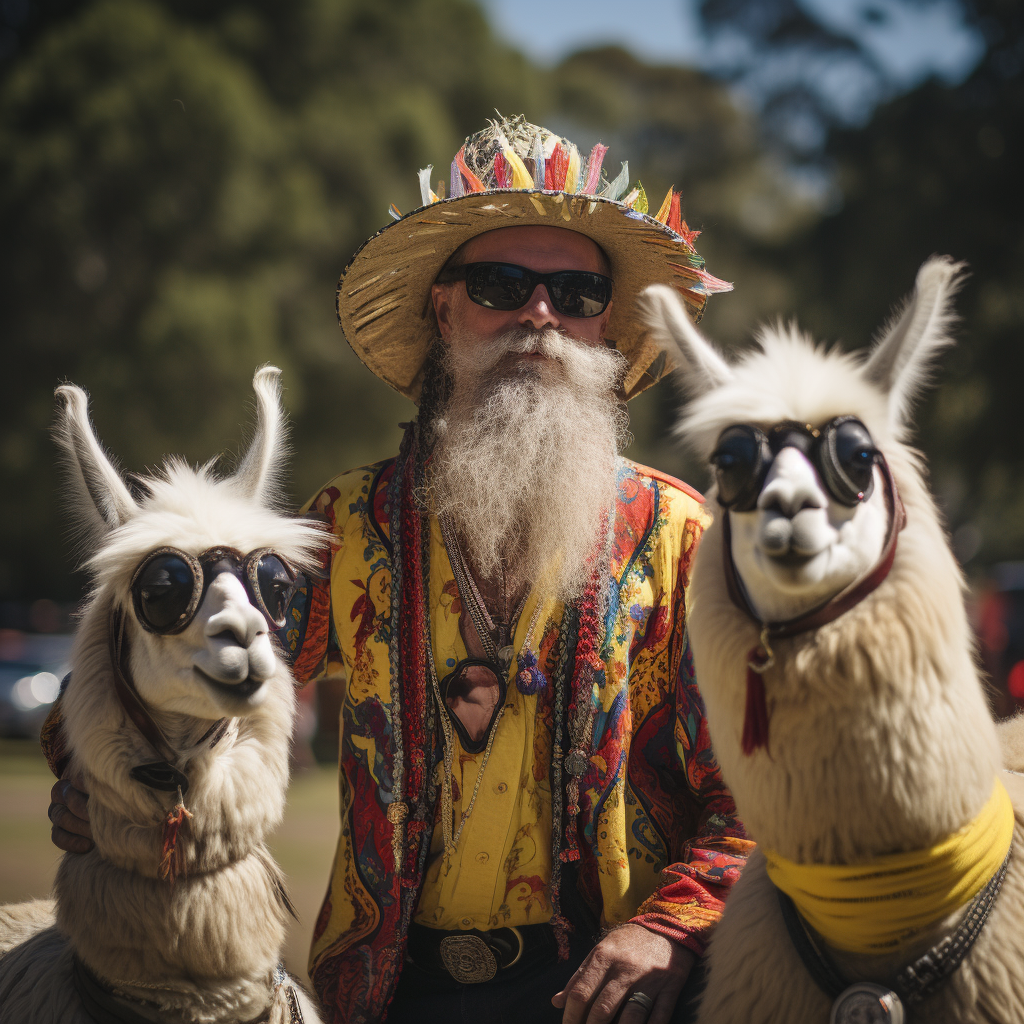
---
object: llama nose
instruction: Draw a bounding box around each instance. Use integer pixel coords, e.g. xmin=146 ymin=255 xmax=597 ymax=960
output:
xmin=758 ymin=448 xmax=825 ymax=520
xmin=202 ymin=572 xmax=265 ymax=648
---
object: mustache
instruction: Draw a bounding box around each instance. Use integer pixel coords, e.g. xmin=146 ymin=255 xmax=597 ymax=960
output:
xmin=480 ymin=327 xmax=596 ymax=370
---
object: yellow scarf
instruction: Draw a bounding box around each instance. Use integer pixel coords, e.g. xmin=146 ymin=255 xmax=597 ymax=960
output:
xmin=765 ymin=778 xmax=1015 ymax=954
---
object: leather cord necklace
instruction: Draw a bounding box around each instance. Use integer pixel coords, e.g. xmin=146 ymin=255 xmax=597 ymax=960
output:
xmin=722 ymin=458 xmax=906 ymax=755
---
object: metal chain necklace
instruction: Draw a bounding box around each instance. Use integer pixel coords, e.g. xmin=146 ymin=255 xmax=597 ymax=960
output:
xmin=439 ymin=513 xmax=527 ymax=672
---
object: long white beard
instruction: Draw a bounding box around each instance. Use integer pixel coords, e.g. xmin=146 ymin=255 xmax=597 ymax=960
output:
xmin=429 ymin=325 xmax=629 ymax=604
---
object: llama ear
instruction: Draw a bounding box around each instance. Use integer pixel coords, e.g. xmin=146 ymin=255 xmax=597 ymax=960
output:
xmin=232 ymin=365 xmax=287 ymax=506
xmin=54 ymin=384 xmax=138 ymax=544
xmin=863 ymin=256 xmax=967 ymax=428
xmin=637 ymin=284 xmax=733 ymax=394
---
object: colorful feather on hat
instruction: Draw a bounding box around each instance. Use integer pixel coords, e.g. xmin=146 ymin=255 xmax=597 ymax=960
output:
xmin=529 ymin=133 xmax=545 ymax=189
xmin=450 ymin=157 xmax=464 ymax=198
xmin=389 ymin=203 xmax=402 ymax=221
xmin=602 ymin=161 xmax=629 ymax=202
xmin=456 ymin=146 xmax=485 ymax=193
xmin=502 ymin=146 xmax=535 ymax=189
xmin=546 ymin=143 xmax=567 ymax=190
xmin=564 ymin=145 xmax=581 ymax=193
xmin=418 ymin=165 xmax=437 ymax=207
xmin=493 ymin=150 xmax=511 ymax=188
xmin=655 ymin=187 xmax=675 ymax=225
xmin=583 ymin=143 xmax=608 ymax=195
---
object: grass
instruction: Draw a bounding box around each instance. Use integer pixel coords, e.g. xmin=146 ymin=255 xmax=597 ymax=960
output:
xmin=0 ymin=739 xmax=340 ymax=985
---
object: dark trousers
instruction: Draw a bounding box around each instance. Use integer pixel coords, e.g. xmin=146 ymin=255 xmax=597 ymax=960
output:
xmin=386 ymin=928 xmax=706 ymax=1024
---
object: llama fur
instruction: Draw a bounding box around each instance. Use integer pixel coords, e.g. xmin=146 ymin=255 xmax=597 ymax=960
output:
xmin=640 ymin=258 xmax=1024 ymax=1023
xmin=0 ymin=367 xmax=325 ymax=1024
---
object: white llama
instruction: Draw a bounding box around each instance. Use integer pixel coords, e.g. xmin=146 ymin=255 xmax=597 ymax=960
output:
xmin=0 ymin=367 xmax=325 ymax=1024
xmin=640 ymin=259 xmax=1024 ymax=1024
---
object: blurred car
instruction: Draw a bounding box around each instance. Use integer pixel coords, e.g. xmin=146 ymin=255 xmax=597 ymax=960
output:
xmin=977 ymin=562 xmax=1024 ymax=719
xmin=0 ymin=631 xmax=73 ymax=738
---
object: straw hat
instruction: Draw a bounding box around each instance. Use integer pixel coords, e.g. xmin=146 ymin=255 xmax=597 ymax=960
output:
xmin=336 ymin=116 xmax=733 ymax=402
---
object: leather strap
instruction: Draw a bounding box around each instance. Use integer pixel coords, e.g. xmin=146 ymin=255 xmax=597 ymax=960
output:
xmin=107 ymin=604 xmax=230 ymax=796
xmin=722 ymin=458 xmax=907 ymax=641
xmin=108 ymin=606 xmax=179 ymax=765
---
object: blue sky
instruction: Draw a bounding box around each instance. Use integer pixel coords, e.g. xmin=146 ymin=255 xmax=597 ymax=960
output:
xmin=477 ymin=0 xmax=984 ymax=93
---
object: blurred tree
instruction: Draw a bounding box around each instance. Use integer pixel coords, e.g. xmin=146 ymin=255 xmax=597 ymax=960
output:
xmin=0 ymin=0 xmax=540 ymax=602
xmin=693 ymin=0 xmax=1024 ymax=568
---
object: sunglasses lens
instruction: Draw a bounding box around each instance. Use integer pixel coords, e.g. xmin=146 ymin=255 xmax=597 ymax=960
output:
xmin=829 ymin=419 xmax=878 ymax=502
xmin=466 ymin=264 xmax=532 ymax=310
xmin=548 ymin=272 xmax=612 ymax=318
xmin=254 ymin=553 xmax=295 ymax=626
xmin=134 ymin=553 xmax=196 ymax=632
xmin=712 ymin=426 xmax=765 ymax=510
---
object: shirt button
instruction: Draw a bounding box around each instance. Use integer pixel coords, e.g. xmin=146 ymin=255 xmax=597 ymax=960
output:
xmin=461 ymin=917 xmax=473 ymax=928
xmin=475 ymin=851 xmax=489 ymax=864
xmin=496 ymin=782 xmax=508 ymax=794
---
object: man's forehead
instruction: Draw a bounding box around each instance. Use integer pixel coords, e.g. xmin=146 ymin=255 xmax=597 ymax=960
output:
xmin=460 ymin=226 xmax=609 ymax=274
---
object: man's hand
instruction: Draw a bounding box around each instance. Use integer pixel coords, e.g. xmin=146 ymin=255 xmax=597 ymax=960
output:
xmin=49 ymin=776 xmax=94 ymax=854
xmin=552 ymin=923 xmax=695 ymax=1024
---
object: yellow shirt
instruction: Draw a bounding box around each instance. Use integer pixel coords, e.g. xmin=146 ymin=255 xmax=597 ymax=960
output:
xmin=287 ymin=457 xmax=750 ymax=989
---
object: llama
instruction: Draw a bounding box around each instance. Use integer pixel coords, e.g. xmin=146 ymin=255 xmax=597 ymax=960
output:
xmin=640 ymin=259 xmax=1024 ymax=1024
xmin=0 ymin=367 xmax=325 ymax=1024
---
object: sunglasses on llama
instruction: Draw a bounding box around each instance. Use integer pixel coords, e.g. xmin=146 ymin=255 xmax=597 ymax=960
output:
xmin=130 ymin=546 xmax=297 ymax=635
xmin=435 ymin=262 xmax=613 ymax=318
xmin=711 ymin=415 xmax=880 ymax=512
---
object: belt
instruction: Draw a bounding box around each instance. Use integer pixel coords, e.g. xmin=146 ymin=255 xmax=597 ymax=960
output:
xmin=406 ymin=922 xmax=557 ymax=985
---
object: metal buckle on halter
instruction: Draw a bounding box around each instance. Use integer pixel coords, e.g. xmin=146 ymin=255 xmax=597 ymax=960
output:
xmin=438 ymin=927 xmax=524 ymax=984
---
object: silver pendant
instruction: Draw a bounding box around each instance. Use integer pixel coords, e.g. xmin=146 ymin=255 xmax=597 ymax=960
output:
xmin=564 ymin=749 xmax=589 ymax=778
xmin=497 ymin=646 xmax=514 ymax=670
xmin=830 ymin=983 xmax=904 ymax=1024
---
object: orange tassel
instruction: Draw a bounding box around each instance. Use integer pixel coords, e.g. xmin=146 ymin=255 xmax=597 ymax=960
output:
xmin=159 ymin=789 xmax=192 ymax=883
xmin=456 ymin=147 xmax=485 ymax=193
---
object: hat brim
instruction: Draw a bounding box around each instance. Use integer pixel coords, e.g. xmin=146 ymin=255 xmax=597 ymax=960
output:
xmin=336 ymin=190 xmax=731 ymax=402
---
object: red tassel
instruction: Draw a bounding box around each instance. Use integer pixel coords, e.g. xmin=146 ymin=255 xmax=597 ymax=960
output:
xmin=546 ymin=143 xmax=568 ymax=191
xmin=159 ymin=792 xmax=192 ymax=884
xmin=741 ymin=647 xmax=770 ymax=755
xmin=493 ymin=150 xmax=510 ymax=188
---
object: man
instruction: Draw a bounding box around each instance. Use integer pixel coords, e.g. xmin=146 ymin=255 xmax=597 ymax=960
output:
xmin=49 ymin=118 xmax=753 ymax=1024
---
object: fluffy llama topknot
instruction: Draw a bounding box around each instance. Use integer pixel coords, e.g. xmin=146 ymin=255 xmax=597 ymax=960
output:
xmin=641 ymin=255 xmax=967 ymax=461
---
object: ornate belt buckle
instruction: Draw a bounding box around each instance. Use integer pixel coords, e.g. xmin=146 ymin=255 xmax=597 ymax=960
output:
xmin=439 ymin=934 xmax=498 ymax=984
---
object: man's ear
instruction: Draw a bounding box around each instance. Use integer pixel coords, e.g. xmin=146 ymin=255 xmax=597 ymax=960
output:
xmin=432 ymin=282 xmax=455 ymax=341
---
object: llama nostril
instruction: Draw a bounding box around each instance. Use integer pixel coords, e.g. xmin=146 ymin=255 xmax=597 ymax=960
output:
xmin=212 ymin=628 xmax=245 ymax=647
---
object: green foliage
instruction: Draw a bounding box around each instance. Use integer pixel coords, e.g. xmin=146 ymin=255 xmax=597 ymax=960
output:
xmin=1 ymin=0 xmax=1019 ymax=601
xmin=0 ymin=0 xmax=540 ymax=600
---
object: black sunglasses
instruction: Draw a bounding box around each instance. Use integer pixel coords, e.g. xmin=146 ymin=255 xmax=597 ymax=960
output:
xmin=436 ymin=262 xmax=613 ymax=319
xmin=711 ymin=416 xmax=880 ymax=512
xmin=130 ymin=546 xmax=297 ymax=635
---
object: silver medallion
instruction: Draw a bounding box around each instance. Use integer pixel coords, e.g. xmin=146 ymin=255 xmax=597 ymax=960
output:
xmin=830 ymin=983 xmax=904 ymax=1024
xmin=498 ymin=646 xmax=514 ymax=671
xmin=564 ymin=749 xmax=589 ymax=778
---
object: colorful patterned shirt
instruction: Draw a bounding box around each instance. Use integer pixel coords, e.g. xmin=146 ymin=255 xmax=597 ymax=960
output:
xmin=283 ymin=456 xmax=753 ymax=1022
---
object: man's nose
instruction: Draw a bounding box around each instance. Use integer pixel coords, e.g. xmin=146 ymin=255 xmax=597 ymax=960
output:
xmin=517 ymin=284 xmax=560 ymax=331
